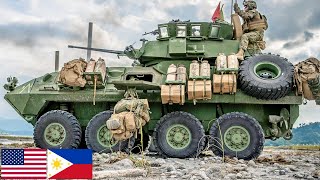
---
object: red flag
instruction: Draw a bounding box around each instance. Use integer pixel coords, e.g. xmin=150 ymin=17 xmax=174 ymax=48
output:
xmin=212 ymin=2 xmax=221 ymax=22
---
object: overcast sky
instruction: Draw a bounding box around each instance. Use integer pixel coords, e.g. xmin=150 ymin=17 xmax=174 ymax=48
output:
xmin=0 ymin=0 xmax=319 ymax=130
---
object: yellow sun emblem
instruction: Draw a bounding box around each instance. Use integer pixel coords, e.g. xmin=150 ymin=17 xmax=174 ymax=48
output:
xmin=51 ymin=158 xmax=63 ymax=170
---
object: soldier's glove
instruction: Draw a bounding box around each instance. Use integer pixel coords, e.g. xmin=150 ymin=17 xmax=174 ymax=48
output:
xmin=234 ymin=3 xmax=240 ymax=13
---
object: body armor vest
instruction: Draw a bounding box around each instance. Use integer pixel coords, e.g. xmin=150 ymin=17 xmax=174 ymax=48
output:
xmin=243 ymin=10 xmax=268 ymax=33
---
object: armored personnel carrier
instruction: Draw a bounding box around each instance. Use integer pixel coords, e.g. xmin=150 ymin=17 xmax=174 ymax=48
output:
xmin=4 ymin=19 xmax=319 ymax=160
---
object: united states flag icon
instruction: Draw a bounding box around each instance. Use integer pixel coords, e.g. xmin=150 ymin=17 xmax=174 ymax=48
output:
xmin=1 ymin=149 xmax=47 ymax=179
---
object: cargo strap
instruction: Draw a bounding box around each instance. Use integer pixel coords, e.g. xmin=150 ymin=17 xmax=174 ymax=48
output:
xmin=93 ymin=75 xmax=97 ymax=105
xmin=169 ymin=84 xmax=173 ymax=105
xmin=220 ymin=72 xmax=224 ymax=94
xmin=231 ymin=73 xmax=235 ymax=94
xmin=180 ymin=84 xmax=183 ymax=105
xmin=193 ymin=79 xmax=196 ymax=105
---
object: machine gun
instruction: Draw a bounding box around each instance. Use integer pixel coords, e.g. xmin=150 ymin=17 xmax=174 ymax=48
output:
xmin=142 ymin=29 xmax=159 ymax=36
xmin=68 ymin=45 xmax=125 ymax=55
xmin=68 ymin=44 xmax=139 ymax=60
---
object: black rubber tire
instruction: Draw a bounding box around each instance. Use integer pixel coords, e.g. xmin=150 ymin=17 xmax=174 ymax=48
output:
xmin=239 ymin=54 xmax=294 ymax=100
xmin=131 ymin=132 xmax=150 ymax=154
xmin=153 ymin=111 xmax=206 ymax=158
xmin=34 ymin=110 xmax=81 ymax=149
xmin=209 ymin=112 xmax=264 ymax=160
xmin=85 ymin=111 xmax=134 ymax=153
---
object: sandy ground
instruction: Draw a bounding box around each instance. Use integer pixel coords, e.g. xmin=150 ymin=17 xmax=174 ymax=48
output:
xmin=0 ymin=136 xmax=319 ymax=180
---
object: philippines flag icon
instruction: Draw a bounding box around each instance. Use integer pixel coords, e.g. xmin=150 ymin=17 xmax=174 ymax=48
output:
xmin=47 ymin=149 xmax=92 ymax=179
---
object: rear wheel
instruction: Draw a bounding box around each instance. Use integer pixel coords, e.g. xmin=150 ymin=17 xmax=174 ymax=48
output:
xmin=209 ymin=112 xmax=264 ymax=160
xmin=34 ymin=110 xmax=81 ymax=149
xmin=85 ymin=111 xmax=134 ymax=153
xmin=153 ymin=111 xmax=205 ymax=158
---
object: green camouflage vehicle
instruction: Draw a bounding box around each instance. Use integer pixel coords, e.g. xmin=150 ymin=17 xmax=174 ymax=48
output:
xmin=4 ymin=20 xmax=319 ymax=160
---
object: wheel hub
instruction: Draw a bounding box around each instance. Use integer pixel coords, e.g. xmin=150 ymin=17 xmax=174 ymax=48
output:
xmin=254 ymin=62 xmax=282 ymax=80
xmin=44 ymin=123 xmax=66 ymax=146
xmin=224 ymin=126 xmax=250 ymax=152
xmin=97 ymin=125 xmax=117 ymax=148
xmin=173 ymin=132 xmax=184 ymax=142
xmin=166 ymin=124 xmax=191 ymax=149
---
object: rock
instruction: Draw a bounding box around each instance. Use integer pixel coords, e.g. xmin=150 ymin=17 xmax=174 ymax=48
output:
xmin=166 ymin=165 xmax=176 ymax=172
xmin=203 ymin=157 xmax=208 ymax=161
xmin=284 ymin=167 xmax=291 ymax=173
xmin=312 ymin=169 xmax=320 ymax=178
xmin=206 ymin=166 xmax=221 ymax=178
xmin=101 ymin=153 xmax=109 ymax=159
xmin=200 ymin=161 xmax=205 ymax=165
xmin=113 ymin=158 xmax=134 ymax=168
xmin=293 ymin=173 xmax=304 ymax=179
xmin=239 ymin=159 xmax=245 ymax=164
xmin=198 ymin=170 xmax=210 ymax=180
xmin=279 ymin=169 xmax=286 ymax=175
xmin=170 ymin=175 xmax=176 ymax=179
xmin=273 ymin=163 xmax=280 ymax=168
xmin=241 ymin=172 xmax=252 ymax=179
xmin=150 ymin=158 xmax=166 ymax=167
xmin=236 ymin=173 xmax=242 ymax=179
xmin=225 ymin=173 xmax=237 ymax=180
xmin=94 ymin=168 xmax=147 ymax=179
xmin=93 ymin=153 xmax=102 ymax=161
xmin=247 ymin=160 xmax=256 ymax=167
xmin=189 ymin=170 xmax=209 ymax=180
xmin=175 ymin=162 xmax=186 ymax=170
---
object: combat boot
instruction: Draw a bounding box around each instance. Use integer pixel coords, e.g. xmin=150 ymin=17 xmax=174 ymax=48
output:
xmin=236 ymin=49 xmax=245 ymax=60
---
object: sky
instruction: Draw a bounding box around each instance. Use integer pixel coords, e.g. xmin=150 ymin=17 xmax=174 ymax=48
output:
xmin=0 ymin=0 xmax=319 ymax=131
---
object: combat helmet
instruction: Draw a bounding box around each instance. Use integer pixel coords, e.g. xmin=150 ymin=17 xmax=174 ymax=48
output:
xmin=243 ymin=0 xmax=257 ymax=10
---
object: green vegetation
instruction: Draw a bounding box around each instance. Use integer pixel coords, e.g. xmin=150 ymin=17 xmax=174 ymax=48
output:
xmin=266 ymin=122 xmax=320 ymax=146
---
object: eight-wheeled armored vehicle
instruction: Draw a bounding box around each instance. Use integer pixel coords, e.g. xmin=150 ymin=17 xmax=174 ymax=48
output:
xmin=4 ymin=19 xmax=320 ymax=160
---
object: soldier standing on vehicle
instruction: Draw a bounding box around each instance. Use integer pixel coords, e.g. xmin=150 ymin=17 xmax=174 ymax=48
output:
xmin=234 ymin=0 xmax=268 ymax=60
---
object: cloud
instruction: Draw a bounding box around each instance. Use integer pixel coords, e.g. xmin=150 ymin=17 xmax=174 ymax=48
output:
xmin=0 ymin=22 xmax=82 ymax=48
xmin=282 ymin=31 xmax=315 ymax=49
xmin=258 ymin=0 xmax=320 ymax=41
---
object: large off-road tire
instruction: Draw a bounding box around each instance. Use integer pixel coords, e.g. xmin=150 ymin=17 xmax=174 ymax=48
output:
xmin=239 ymin=54 xmax=294 ymax=100
xmin=209 ymin=112 xmax=264 ymax=160
xmin=85 ymin=111 xmax=134 ymax=153
xmin=153 ymin=111 xmax=206 ymax=158
xmin=34 ymin=110 xmax=81 ymax=149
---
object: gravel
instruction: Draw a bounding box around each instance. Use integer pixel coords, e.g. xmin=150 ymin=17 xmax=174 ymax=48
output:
xmin=91 ymin=148 xmax=319 ymax=180
xmin=1 ymin=139 xmax=319 ymax=180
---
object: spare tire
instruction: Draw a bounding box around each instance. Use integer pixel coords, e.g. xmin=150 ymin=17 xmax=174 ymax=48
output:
xmin=239 ymin=54 xmax=294 ymax=100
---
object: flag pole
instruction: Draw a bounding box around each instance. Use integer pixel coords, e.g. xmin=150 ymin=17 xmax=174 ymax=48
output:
xmin=231 ymin=0 xmax=234 ymax=24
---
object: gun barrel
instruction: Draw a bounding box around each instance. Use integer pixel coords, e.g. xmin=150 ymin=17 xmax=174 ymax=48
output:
xmin=68 ymin=45 xmax=124 ymax=55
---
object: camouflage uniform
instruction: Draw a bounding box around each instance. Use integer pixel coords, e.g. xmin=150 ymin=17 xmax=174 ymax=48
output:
xmin=234 ymin=6 xmax=264 ymax=51
xmin=234 ymin=1 xmax=267 ymax=60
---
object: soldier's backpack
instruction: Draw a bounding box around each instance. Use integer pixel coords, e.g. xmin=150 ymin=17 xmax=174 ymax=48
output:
xmin=294 ymin=57 xmax=320 ymax=100
xmin=59 ymin=58 xmax=87 ymax=87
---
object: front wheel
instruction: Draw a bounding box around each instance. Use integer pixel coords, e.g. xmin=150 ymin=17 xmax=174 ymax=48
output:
xmin=34 ymin=110 xmax=81 ymax=149
xmin=85 ymin=111 xmax=134 ymax=153
xmin=209 ymin=112 xmax=264 ymax=160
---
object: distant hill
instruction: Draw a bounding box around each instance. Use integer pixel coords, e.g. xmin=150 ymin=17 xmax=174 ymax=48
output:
xmin=0 ymin=117 xmax=33 ymax=136
xmin=0 ymin=129 xmax=9 ymax=135
xmin=266 ymin=122 xmax=320 ymax=146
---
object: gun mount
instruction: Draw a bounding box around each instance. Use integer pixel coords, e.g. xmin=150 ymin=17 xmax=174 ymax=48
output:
xmin=68 ymin=45 xmax=138 ymax=60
